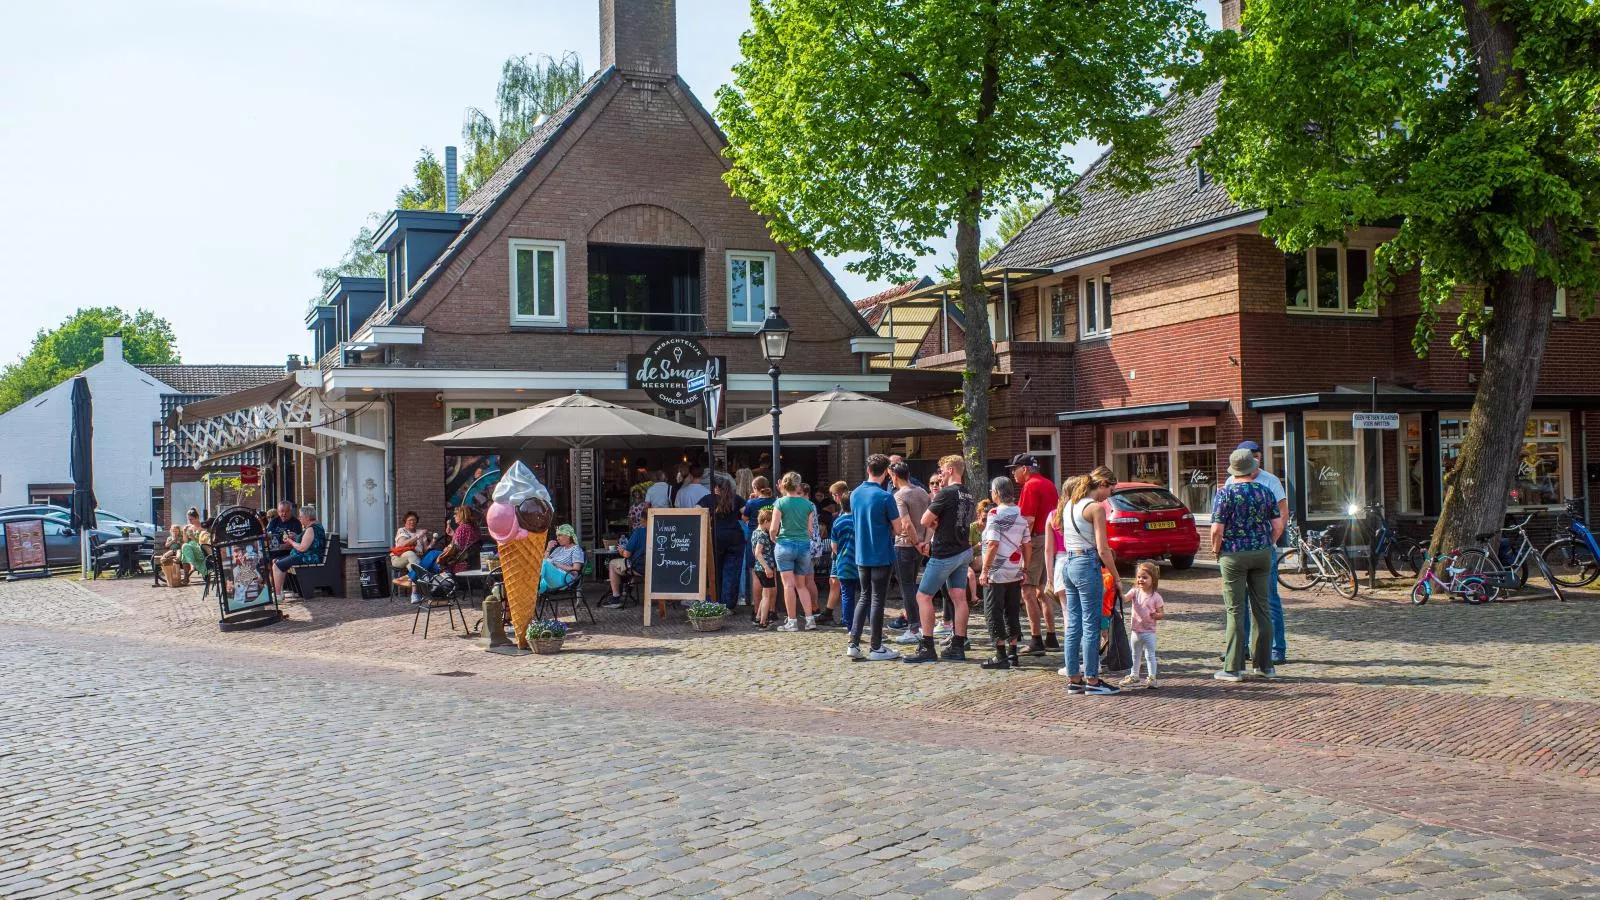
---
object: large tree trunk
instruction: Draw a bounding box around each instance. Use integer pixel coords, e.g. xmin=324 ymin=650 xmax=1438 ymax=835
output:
xmin=1428 ymin=0 xmax=1560 ymax=560
xmin=956 ymin=211 xmax=994 ymax=486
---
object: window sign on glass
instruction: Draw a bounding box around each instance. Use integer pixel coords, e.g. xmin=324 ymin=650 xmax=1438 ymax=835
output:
xmin=728 ymin=251 xmax=773 ymax=330
xmin=511 ymin=240 xmax=563 ymax=324
xmin=1286 ymin=246 xmax=1373 ymax=315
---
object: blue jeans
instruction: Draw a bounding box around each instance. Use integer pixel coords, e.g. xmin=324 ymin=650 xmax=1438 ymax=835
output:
xmin=1240 ymin=549 xmax=1287 ymax=661
xmin=714 ymin=539 xmax=743 ymax=611
xmin=838 ymin=577 xmax=858 ymax=628
xmin=1061 ymin=552 xmax=1102 ymax=679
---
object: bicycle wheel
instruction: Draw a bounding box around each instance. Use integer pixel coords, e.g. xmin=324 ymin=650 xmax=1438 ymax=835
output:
xmin=1455 ymin=576 xmax=1490 ymax=605
xmin=1541 ymin=537 xmax=1599 ymax=588
xmin=1325 ymin=550 xmax=1359 ymax=599
xmin=1452 ymin=549 xmax=1505 ymax=602
xmin=1393 ymin=539 xmax=1425 ymax=578
xmin=1277 ymin=546 xmax=1314 ymax=591
xmin=1409 ymin=577 xmax=1431 ymax=606
xmin=1530 ymin=549 xmax=1568 ymax=602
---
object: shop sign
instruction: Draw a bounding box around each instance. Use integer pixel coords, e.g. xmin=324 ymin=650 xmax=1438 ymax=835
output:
xmin=1352 ymin=412 xmax=1399 ymax=430
xmin=627 ymin=337 xmax=725 ymax=410
xmin=239 ymin=465 xmax=260 ymax=485
xmin=214 ymin=506 xmax=264 ymax=543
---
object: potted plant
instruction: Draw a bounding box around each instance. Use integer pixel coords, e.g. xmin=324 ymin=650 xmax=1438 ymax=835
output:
xmin=686 ymin=600 xmax=728 ymax=632
xmin=526 ymin=618 xmax=568 ymax=654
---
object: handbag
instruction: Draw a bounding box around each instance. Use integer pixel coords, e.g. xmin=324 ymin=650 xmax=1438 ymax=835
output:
xmin=1099 ymin=594 xmax=1133 ymax=673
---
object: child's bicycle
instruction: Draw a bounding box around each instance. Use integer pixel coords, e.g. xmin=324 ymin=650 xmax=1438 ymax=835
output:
xmin=1410 ymin=551 xmax=1493 ymax=605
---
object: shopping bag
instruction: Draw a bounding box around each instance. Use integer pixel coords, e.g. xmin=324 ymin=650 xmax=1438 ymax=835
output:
xmin=1099 ymin=596 xmax=1133 ymax=673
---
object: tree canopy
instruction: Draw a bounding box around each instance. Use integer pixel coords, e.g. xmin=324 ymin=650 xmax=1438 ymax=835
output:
xmin=717 ymin=0 xmax=1203 ymax=474
xmin=0 ymin=308 xmax=180 ymax=413
xmin=1198 ymin=0 xmax=1600 ymax=553
xmin=936 ymin=196 xmax=1047 ymax=281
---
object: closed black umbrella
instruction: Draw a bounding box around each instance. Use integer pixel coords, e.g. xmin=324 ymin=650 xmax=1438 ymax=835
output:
xmin=70 ymin=377 xmax=97 ymax=577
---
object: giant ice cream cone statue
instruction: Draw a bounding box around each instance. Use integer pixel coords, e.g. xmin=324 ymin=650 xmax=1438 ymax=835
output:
xmin=484 ymin=461 xmax=555 ymax=650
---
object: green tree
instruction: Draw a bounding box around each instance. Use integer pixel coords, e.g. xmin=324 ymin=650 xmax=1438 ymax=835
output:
xmin=717 ymin=0 xmax=1203 ymax=479
xmin=395 ymin=147 xmax=461 ymax=211
xmin=1198 ymin=0 xmax=1600 ymax=559
xmin=460 ymin=52 xmax=586 ymax=197
xmin=935 ymin=196 xmax=1047 ymax=281
xmin=0 ymin=308 xmax=180 ymax=412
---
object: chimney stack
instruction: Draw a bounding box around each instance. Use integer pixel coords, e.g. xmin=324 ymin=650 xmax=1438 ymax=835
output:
xmin=286 ymin=354 xmax=302 ymax=372
xmin=102 ymin=335 xmax=123 ymax=362
xmin=444 ymin=146 xmax=459 ymax=212
xmin=1221 ymin=0 xmax=1243 ymax=32
xmin=600 ymin=0 xmax=677 ymax=77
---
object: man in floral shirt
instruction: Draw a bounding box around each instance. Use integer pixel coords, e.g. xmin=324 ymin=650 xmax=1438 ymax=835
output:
xmin=1209 ymin=448 xmax=1283 ymax=682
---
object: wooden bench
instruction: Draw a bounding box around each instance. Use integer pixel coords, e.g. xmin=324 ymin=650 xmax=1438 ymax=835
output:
xmin=287 ymin=534 xmax=345 ymax=598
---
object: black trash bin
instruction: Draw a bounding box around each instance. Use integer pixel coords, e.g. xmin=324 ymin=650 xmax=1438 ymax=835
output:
xmin=358 ymin=554 xmax=392 ymax=600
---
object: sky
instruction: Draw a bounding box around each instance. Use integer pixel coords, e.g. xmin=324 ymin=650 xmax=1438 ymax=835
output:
xmin=0 ymin=0 xmax=1212 ymax=367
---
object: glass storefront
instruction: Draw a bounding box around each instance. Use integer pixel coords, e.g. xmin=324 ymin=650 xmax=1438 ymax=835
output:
xmin=1107 ymin=422 xmax=1216 ymax=517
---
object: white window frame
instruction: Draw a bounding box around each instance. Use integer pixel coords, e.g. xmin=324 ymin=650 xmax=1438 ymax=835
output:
xmin=509 ymin=239 xmax=566 ymax=326
xmin=445 ymin=404 xmax=527 ymax=431
xmin=1080 ymin=273 xmax=1112 ymax=339
xmin=1303 ymin=413 xmax=1365 ymax=518
xmin=1025 ymin=428 xmax=1060 ymax=482
xmin=1262 ymin=415 xmax=1288 ymax=485
xmin=1103 ymin=419 xmax=1217 ymax=521
xmin=726 ymin=250 xmax=775 ymax=332
xmin=1286 ymin=245 xmax=1376 ymax=316
xmin=1039 ymin=283 xmax=1069 ymax=341
xmin=1398 ymin=414 xmax=1424 ymax=515
xmin=1439 ymin=410 xmax=1570 ymax=510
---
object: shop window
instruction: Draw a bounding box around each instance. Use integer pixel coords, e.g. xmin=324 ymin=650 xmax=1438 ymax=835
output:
xmin=585 ymin=244 xmax=703 ymax=332
xmin=1026 ymin=429 xmax=1059 ymax=482
xmin=1304 ymin=415 xmax=1361 ymax=517
xmin=1174 ymin=424 xmax=1218 ymax=515
xmin=727 ymin=251 xmax=773 ymax=331
xmin=447 ymin=406 xmax=522 ymax=430
xmin=1286 ymin=246 xmax=1374 ymax=315
xmin=1439 ymin=412 xmax=1569 ymax=509
xmin=1107 ymin=422 xmax=1218 ymax=518
xmin=510 ymin=239 xmax=565 ymax=325
xmin=1081 ymin=274 xmax=1112 ymax=339
xmin=1399 ymin=415 xmax=1423 ymax=515
xmin=1040 ymin=285 xmax=1069 ymax=340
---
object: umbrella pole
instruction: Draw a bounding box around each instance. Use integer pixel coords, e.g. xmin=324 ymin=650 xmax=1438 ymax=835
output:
xmin=81 ymin=530 xmax=90 ymax=581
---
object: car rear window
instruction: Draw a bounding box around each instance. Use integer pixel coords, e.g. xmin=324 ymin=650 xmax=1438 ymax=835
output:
xmin=1110 ymin=488 xmax=1185 ymax=512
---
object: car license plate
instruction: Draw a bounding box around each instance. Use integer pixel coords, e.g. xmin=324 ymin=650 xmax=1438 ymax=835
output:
xmin=1145 ymin=521 xmax=1177 ymax=530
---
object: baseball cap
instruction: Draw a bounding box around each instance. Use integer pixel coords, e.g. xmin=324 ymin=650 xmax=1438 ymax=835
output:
xmin=1236 ymin=440 xmax=1262 ymax=453
xmin=1008 ymin=453 xmax=1039 ymax=469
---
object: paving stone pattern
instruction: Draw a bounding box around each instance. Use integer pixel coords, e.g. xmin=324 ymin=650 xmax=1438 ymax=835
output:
xmin=4 ymin=636 xmax=1599 ymax=899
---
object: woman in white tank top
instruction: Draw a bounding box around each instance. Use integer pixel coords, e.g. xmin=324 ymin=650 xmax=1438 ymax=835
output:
xmin=1047 ymin=468 xmax=1121 ymax=695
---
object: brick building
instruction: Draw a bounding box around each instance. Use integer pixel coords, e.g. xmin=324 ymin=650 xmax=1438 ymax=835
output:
xmin=877 ymin=78 xmax=1600 ymax=533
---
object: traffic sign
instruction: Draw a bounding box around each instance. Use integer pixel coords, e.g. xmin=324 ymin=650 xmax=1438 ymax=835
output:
xmin=1352 ymin=412 xmax=1399 ymax=430
xmin=685 ymin=372 xmax=708 ymax=393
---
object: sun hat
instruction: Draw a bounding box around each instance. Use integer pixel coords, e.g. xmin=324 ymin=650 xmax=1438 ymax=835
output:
xmin=556 ymin=523 xmax=577 ymax=539
xmin=1227 ymin=448 xmax=1260 ymax=477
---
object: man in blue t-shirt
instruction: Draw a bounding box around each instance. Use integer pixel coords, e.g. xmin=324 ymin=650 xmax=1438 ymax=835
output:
xmin=1229 ymin=440 xmax=1289 ymax=663
xmin=602 ymin=525 xmax=647 ymax=608
xmin=848 ymin=454 xmax=904 ymax=661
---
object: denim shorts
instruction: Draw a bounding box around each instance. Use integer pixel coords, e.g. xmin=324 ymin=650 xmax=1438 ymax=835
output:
xmin=775 ymin=540 xmax=814 ymax=575
xmin=918 ymin=549 xmax=972 ymax=595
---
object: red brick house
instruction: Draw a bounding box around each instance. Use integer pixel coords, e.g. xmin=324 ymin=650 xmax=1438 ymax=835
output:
xmin=883 ymin=77 xmax=1600 ymax=530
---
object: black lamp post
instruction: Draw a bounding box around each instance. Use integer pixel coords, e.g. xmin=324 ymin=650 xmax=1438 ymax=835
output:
xmin=757 ymin=306 xmax=792 ymax=476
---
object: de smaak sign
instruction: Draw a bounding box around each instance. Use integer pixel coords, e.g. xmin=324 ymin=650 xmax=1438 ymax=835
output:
xmin=627 ymin=337 xmax=726 ymax=410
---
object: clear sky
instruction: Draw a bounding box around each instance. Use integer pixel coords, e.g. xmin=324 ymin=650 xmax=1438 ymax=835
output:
xmin=0 ymin=0 xmax=1207 ymax=366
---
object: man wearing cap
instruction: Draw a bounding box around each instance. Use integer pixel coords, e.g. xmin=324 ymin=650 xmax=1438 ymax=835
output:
xmin=1210 ymin=448 xmax=1283 ymax=681
xmin=1228 ymin=440 xmax=1289 ymax=664
xmin=1011 ymin=453 xmax=1060 ymax=655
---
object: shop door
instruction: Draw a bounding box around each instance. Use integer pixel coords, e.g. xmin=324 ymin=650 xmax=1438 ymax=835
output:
xmin=350 ymin=449 xmax=387 ymax=547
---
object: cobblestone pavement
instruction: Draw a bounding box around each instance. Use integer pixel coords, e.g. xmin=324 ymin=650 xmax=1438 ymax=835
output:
xmin=3 ymin=632 xmax=1599 ymax=899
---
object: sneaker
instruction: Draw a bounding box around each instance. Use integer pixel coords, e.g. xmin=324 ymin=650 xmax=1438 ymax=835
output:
xmin=866 ymin=646 xmax=900 ymax=661
xmin=887 ymin=615 xmax=908 ymax=629
xmin=846 ymin=643 xmax=864 ymax=660
xmin=813 ymin=610 xmax=835 ymax=627
xmin=933 ymin=621 xmax=953 ymax=636
xmin=901 ymin=644 xmax=938 ymax=664
xmin=1213 ymin=670 xmax=1244 ymax=682
xmin=804 ymin=614 xmax=818 ymax=631
xmin=1145 ymin=678 xmax=1158 ymax=690
xmin=1044 ymin=632 xmax=1060 ymax=651
xmin=776 ymin=618 xmax=800 ymax=633
xmin=980 ymin=655 xmax=1011 ymax=670
xmin=1272 ymin=655 xmax=1288 ymax=665
xmin=1057 ymin=666 xmax=1071 ymax=676
xmin=1117 ymin=674 xmax=1140 ymax=687
xmin=942 ymin=644 xmax=966 ymax=662
xmin=893 ymin=629 xmax=922 ymax=645
xmin=1253 ymin=667 xmax=1280 ymax=680
xmin=1066 ymin=680 xmax=1085 ymax=694
xmin=410 ymin=592 xmax=426 ymax=607
xmin=1026 ymin=636 xmax=1047 ymax=656
xmin=1082 ymin=680 xmax=1121 ymax=695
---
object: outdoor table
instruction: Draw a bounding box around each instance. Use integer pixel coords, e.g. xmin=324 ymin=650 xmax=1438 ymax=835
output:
xmin=104 ymin=537 xmax=146 ymax=578
xmin=454 ymin=568 xmax=493 ymax=607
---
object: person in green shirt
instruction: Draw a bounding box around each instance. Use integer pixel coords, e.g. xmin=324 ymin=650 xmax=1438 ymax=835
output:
xmin=768 ymin=471 xmax=819 ymax=632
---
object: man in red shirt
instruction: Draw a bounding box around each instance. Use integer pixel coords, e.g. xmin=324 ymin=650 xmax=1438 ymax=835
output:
xmin=1011 ymin=453 xmax=1060 ymax=655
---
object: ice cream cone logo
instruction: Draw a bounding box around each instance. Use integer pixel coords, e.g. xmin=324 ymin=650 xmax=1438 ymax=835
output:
xmin=671 ymin=346 xmax=683 ymax=363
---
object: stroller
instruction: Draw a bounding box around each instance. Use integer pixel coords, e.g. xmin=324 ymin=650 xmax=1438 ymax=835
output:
xmin=409 ymin=562 xmax=468 ymax=637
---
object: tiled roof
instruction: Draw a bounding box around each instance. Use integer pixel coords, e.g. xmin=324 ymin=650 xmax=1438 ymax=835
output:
xmin=989 ymin=82 xmax=1245 ymax=270
xmin=137 ymin=365 xmax=285 ymax=397
xmin=852 ymin=278 xmax=930 ymax=312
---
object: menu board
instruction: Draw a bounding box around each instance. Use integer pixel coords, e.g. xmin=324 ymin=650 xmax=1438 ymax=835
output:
xmin=4 ymin=519 xmax=49 ymax=574
xmin=642 ymin=507 xmax=708 ymax=624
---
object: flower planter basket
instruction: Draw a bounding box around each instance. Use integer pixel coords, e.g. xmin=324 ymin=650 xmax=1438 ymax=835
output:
xmin=689 ymin=615 xmax=726 ymax=632
xmin=532 ymin=637 xmax=564 ymax=654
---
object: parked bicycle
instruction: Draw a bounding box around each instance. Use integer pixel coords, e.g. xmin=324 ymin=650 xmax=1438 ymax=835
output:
xmin=1277 ymin=519 xmax=1358 ymax=599
xmin=1409 ymin=551 xmax=1493 ymax=605
xmin=1540 ymin=498 xmax=1599 ymax=589
xmin=1453 ymin=513 xmax=1566 ymax=603
xmin=1349 ymin=501 xmax=1425 ymax=579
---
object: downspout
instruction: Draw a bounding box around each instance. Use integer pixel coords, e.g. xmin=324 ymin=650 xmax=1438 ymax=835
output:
xmin=1582 ymin=409 xmax=1591 ymax=522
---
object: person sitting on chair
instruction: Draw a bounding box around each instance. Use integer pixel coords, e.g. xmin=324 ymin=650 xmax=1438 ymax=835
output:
xmin=541 ymin=524 xmax=585 ymax=594
xmin=390 ymin=511 xmax=428 ymax=587
xmin=271 ymin=505 xmax=326 ymax=598
xmin=603 ymin=523 xmax=646 ymax=608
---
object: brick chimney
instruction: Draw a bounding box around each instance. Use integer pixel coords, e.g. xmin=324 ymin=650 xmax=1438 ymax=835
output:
xmin=600 ymin=0 xmax=677 ymax=77
xmin=1221 ymin=0 xmax=1243 ymax=32
xmin=102 ymin=335 xmax=123 ymax=362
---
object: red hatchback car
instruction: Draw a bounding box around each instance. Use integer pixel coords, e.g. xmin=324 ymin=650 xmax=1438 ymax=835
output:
xmin=1101 ymin=482 xmax=1200 ymax=569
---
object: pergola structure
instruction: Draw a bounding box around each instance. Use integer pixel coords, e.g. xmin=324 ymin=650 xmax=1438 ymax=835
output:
xmin=167 ymin=373 xmax=384 ymax=468
xmin=871 ymin=267 xmax=1050 ymax=361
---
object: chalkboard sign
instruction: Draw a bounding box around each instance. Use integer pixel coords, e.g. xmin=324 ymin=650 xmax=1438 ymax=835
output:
xmin=643 ymin=507 xmax=709 ymax=625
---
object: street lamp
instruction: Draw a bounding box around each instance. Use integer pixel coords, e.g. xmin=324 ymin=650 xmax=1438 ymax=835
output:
xmin=757 ymin=306 xmax=792 ymax=476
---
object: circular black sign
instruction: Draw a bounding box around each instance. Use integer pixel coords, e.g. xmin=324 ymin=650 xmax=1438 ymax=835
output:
xmin=213 ymin=505 xmax=264 ymax=544
xmin=628 ymin=337 xmax=723 ymax=410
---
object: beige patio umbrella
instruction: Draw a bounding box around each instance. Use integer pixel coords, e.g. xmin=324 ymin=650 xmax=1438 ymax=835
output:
xmin=425 ymin=393 xmax=708 ymax=451
xmin=717 ymin=389 xmax=958 ymax=440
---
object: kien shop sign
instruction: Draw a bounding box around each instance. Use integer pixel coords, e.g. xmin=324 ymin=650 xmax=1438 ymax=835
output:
xmin=627 ymin=337 xmax=725 ymax=410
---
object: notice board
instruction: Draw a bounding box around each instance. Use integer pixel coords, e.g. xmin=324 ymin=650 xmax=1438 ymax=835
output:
xmin=3 ymin=518 xmax=50 ymax=576
xmin=642 ymin=507 xmax=709 ymax=625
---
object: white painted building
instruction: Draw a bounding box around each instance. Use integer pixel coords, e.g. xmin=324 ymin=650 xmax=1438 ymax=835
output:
xmin=0 ymin=337 xmax=171 ymax=521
